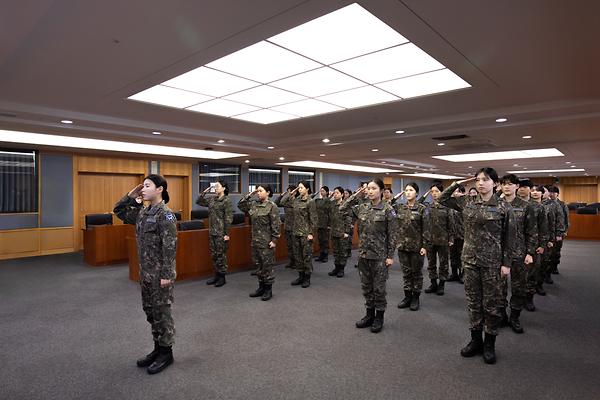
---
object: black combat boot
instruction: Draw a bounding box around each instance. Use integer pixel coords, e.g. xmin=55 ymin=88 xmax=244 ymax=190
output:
xmin=147 ymin=345 xmax=174 ymax=374
xmin=355 ymin=308 xmax=375 ymax=328
xmin=315 ymin=252 xmax=324 ymax=262
xmin=206 ymin=275 xmax=218 ymax=285
xmin=460 ymin=330 xmax=483 ymax=357
xmin=536 ymin=285 xmax=546 ymax=296
xmin=328 ymin=265 xmax=340 ymax=276
xmin=552 ymin=264 xmax=559 ymax=275
xmin=483 ymin=333 xmax=497 ymax=364
xmin=301 ymin=273 xmax=311 ymax=288
xmin=250 ymin=270 xmax=258 ymax=276
xmin=525 ymin=293 xmax=536 ymax=312
xmin=370 ymin=310 xmax=385 ymax=333
xmin=214 ymin=272 xmax=226 ymax=287
xmin=424 ymin=279 xmax=438 ymax=293
xmin=291 ymin=272 xmax=304 ymax=286
xmin=336 ymin=266 xmax=345 ymax=278
xmin=249 ymin=282 xmax=265 ymax=298
xmin=544 ymin=273 xmax=554 ymax=285
xmin=136 ymin=341 xmax=159 ymax=367
xmin=499 ymin=308 xmax=509 ymax=327
xmin=509 ymin=308 xmax=524 ymax=334
xmin=261 ymin=284 xmax=273 ymax=301
xmin=284 ymin=262 xmax=294 ymax=269
xmin=436 ymin=280 xmax=445 ymax=295
xmin=321 ymin=252 xmax=328 ymax=263
xmin=458 ymin=272 xmax=464 ymax=284
xmin=447 ymin=267 xmax=459 ymax=282
xmin=410 ymin=292 xmax=420 ymax=311
xmin=398 ymin=290 xmax=412 ymax=309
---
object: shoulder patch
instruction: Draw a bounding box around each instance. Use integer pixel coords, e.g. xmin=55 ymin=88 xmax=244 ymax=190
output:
xmin=390 ymin=209 xmax=397 ymax=217
xmin=166 ymin=213 xmax=175 ymax=222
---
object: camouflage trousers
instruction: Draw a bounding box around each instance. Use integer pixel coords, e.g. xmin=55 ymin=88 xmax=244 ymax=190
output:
xmin=209 ymin=235 xmax=229 ymax=274
xmin=398 ymin=250 xmax=424 ymax=292
xmin=316 ymin=227 xmax=330 ymax=256
xmin=501 ymin=260 xmax=528 ymax=311
xmin=527 ymin=253 xmax=543 ymax=294
xmin=293 ymin=235 xmax=313 ymax=274
xmin=358 ymin=257 xmax=389 ymax=311
xmin=450 ymin=239 xmax=464 ymax=274
xmin=463 ymin=262 xmax=502 ymax=335
xmin=141 ymin=277 xmax=175 ymax=347
xmin=427 ymin=244 xmax=449 ymax=281
xmin=252 ymin=246 xmax=275 ymax=284
xmin=553 ymin=239 xmax=564 ymax=266
xmin=541 ymin=243 xmax=556 ymax=280
xmin=285 ymin=229 xmax=295 ymax=267
xmin=332 ymin=235 xmax=349 ymax=268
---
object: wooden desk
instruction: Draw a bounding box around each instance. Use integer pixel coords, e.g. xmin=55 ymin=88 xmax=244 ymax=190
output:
xmin=566 ymin=212 xmax=600 ymax=240
xmin=83 ymin=224 xmax=135 ymax=266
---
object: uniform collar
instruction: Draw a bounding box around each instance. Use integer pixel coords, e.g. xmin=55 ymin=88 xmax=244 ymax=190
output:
xmin=147 ymin=201 xmax=164 ymax=215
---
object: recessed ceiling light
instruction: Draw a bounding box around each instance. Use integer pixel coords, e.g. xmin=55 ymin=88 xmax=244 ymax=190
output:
xmin=278 ymin=156 xmax=285 ymax=161
xmin=277 ymin=160 xmax=401 ymax=173
xmin=217 ymin=139 xmax=225 ymax=143
xmin=513 ymin=164 xmax=519 ymax=167
xmin=245 ymin=159 xmax=250 ymax=163
xmin=395 ymin=130 xmax=405 ymax=134
xmin=433 ymin=148 xmax=564 ymax=162
xmin=322 ymin=138 xmax=330 ymax=143
xmin=506 ymin=168 xmax=585 ymax=174
xmin=0 ymin=129 xmax=247 ymax=160
xmin=403 ymin=173 xmax=464 ymax=180
xmin=319 ymin=154 xmax=326 ymax=157
xmin=60 ymin=120 xmax=73 ymax=124
xmin=565 ymin=161 xmax=571 ymax=164
xmin=522 ymin=135 xmax=532 ymax=139
xmin=570 ymin=165 xmax=576 ymax=168
xmin=371 ymin=148 xmax=379 ymax=152
xmin=496 ymin=118 xmax=508 ymax=123
xmin=151 ymin=131 xmax=162 ymax=135
xmin=437 ymin=142 xmax=445 ymax=146
xmin=381 ymin=161 xmax=386 ymax=164
xmin=267 ymin=146 xmax=275 ymax=149
xmin=468 ymin=166 xmax=473 ymax=169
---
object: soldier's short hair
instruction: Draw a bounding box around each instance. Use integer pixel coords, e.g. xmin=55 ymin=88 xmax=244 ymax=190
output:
xmin=383 ymin=187 xmax=392 ymax=194
xmin=456 ymin=185 xmax=466 ymax=193
xmin=518 ymin=178 xmax=533 ymax=188
xmin=144 ymin=174 xmax=170 ymax=204
xmin=287 ymin=185 xmax=296 ymax=191
xmin=500 ymin=174 xmax=519 ymax=185
xmin=344 ymin=188 xmax=352 ymax=195
xmin=217 ymin=179 xmax=229 ymax=195
xmin=550 ymin=185 xmax=560 ymax=194
xmin=298 ymin=180 xmax=312 ymax=194
xmin=321 ymin=186 xmax=330 ymax=194
xmin=430 ymin=183 xmax=444 ymax=192
xmin=405 ymin=181 xmax=420 ymax=193
xmin=532 ymin=184 xmax=546 ymax=193
xmin=334 ymin=186 xmax=344 ymax=195
xmin=258 ymin=184 xmax=273 ymax=197
xmin=476 ymin=167 xmax=499 ymax=183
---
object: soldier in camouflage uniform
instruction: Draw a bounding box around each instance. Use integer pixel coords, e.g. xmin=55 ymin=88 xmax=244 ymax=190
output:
xmin=448 ymin=186 xmax=466 ymax=283
xmin=394 ymin=182 xmax=428 ymax=311
xmin=275 ymin=185 xmax=296 ymax=269
xmin=498 ymin=175 xmax=538 ymax=334
xmin=327 ymin=187 xmax=354 ymax=278
xmin=520 ymin=182 xmax=550 ymax=311
xmin=341 ymin=179 xmax=398 ymax=333
xmin=196 ymin=180 xmax=233 ymax=287
xmin=440 ymin=168 xmax=516 ymax=364
xmin=420 ymin=184 xmax=454 ymax=296
xmin=542 ymin=186 xmax=566 ymax=285
xmin=314 ymin=186 xmax=331 ymax=262
xmin=280 ymin=181 xmax=317 ymax=288
xmin=238 ymin=185 xmax=281 ymax=301
xmin=549 ymin=186 xmax=569 ymax=274
xmin=113 ymin=174 xmax=177 ymax=375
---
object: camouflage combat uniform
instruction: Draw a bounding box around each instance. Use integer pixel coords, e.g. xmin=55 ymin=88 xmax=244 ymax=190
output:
xmin=421 ymin=199 xmax=454 ymax=282
xmin=394 ymin=201 xmax=428 ymax=293
xmin=275 ymin=193 xmax=296 ymax=267
xmin=450 ymin=209 xmax=464 ymax=278
xmin=238 ymin=196 xmax=281 ymax=284
xmin=314 ymin=196 xmax=331 ymax=259
xmin=527 ymin=199 xmax=550 ymax=295
xmin=280 ymin=192 xmax=317 ymax=275
xmin=542 ymin=198 xmax=565 ymax=280
xmin=329 ymin=197 xmax=354 ymax=270
xmin=500 ymin=197 xmax=538 ymax=311
xmin=341 ymin=196 xmax=398 ymax=311
xmin=440 ymin=182 xmax=516 ymax=336
xmin=196 ymin=193 xmax=233 ymax=274
xmin=552 ymin=199 xmax=569 ymax=271
xmin=114 ymin=195 xmax=177 ymax=347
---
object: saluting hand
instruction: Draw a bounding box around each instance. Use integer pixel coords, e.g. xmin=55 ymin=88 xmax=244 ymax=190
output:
xmin=128 ymin=184 xmax=143 ymax=198
xmin=524 ymin=254 xmax=533 ymax=265
xmin=269 ymin=241 xmax=276 ymax=248
xmin=457 ymin=176 xmax=477 ymax=185
xmin=203 ymin=186 xmax=211 ymax=194
xmin=500 ymin=266 xmax=510 ymax=277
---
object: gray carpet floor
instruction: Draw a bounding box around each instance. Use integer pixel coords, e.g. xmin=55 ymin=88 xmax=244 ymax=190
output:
xmin=1 ymin=240 xmax=599 ymax=400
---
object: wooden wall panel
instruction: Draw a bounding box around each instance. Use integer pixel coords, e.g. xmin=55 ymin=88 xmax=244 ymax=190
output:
xmin=40 ymin=227 xmax=74 ymax=253
xmin=0 ymin=230 xmax=40 ymax=258
xmin=562 ymin=184 xmax=597 ymax=204
xmin=161 ymin=161 xmax=192 ymax=176
xmin=164 ymin=175 xmax=185 ymax=214
xmin=77 ymin=155 xmax=146 ymax=174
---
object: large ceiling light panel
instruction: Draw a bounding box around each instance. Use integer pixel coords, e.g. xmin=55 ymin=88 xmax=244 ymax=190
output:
xmin=278 ymin=160 xmax=401 ymax=173
xmin=433 ymin=148 xmax=564 ymax=162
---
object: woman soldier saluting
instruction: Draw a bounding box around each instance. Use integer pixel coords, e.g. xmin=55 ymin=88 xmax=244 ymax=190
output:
xmin=113 ymin=174 xmax=177 ymax=374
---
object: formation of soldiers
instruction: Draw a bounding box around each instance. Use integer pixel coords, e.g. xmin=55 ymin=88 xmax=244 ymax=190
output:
xmin=115 ymin=168 xmax=570 ymax=373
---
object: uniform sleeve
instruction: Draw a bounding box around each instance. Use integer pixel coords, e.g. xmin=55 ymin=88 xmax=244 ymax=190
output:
xmin=237 ymin=195 xmax=252 ymax=213
xmin=195 ymin=193 xmax=209 ymax=207
xmin=447 ymin=207 xmax=455 ymax=243
xmin=423 ymin=207 xmax=432 ymax=250
xmin=546 ymin=206 xmax=557 ymax=240
xmin=223 ymin=197 xmax=233 ymax=236
xmin=562 ymin=203 xmax=570 ymax=231
xmin=502 ymin=207 xmax=517 ymax=267
xmin=537 ymin=207 xmax=549 ymax=246
xmin=343 ymin=208 xmax=354 ymax=237
xmin=274 ymin=194 xmax=284 ymax=207
xmin=417 ymin=193 xmax=428 ymax=205
xmin=386 ymin=208 xmax=399 ymax=259
xmin=340 ymin=193 xmax=358 ymax=216
xmin=158 ymin=214 xmax=178 ymax=281
xmin=113 ymin=195 xmax=142 ymax=225
xmin=554 ymin=204 xmax=566 ymax=237
xmin=279 ymin=192 xmax=291 ymax=207
xmin=269 ymin=203 xmax=281 ymax=243
xmin=439 ymin=182 xmax=465 ymax=212
xmin=308 ymin=200 xmax=317 ymax=234
xmin=525 ymin=204 xmax=538 ymax=256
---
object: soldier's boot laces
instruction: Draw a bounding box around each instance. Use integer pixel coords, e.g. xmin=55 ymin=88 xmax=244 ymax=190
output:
xmin=136 ymin=341 xmax=159 ymax=367
xmin=370 ymin=310 xmax=385 ymax=333
xmin=424 ymin=279 xmax=438 ymax=294
xmin=398 ymin=290 xmax=412 ymax=309
xmin=525 ymin=294 xmax=536 ymax=312
xmin=291 ymin=272 xmax=304 ymax=286
xmin=336 ymin=266 xmax=345 ymax=278
xmin=509 ymin=308 xmax=524 ymax=334
xmin=355 ymin=308 xmax=375 ymax=329
xmin=249 ymin=282 xmax=265 ymax=298
xmin=261 ymin=284 xmax=273 ymax=301
xmin=206 ymin=275 xmax=218 ymax=285
xmin=460 ymin=330 xmax=483 ymax=357
xmin=301 ymin=273 xmax=311 ymax=288
xmin=436 ymin=280 xmax=445 ymax=296
xmin=483 ymin=333 xmax=497 ymax=364
xmin=147 ymin=345 xmax=174 ymax=374
xmin=409 ymin=292 xmax=420 ymax=311
xmin=214 ymin=273 xmax=226 ymax=287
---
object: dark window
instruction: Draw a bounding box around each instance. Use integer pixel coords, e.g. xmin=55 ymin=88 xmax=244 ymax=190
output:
xmin=0 ymin=149 xmax=38 ymax=213
xmin=288 ymin=170 xmax=315 ymax=193
xmin=199 ymin=162 xmax=241 ymax=194
xmin=249 ymin=168 xmax=281 ymax=193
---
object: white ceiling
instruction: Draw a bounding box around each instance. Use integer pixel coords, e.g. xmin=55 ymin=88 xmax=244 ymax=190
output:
xmin=1 ymin=0 xmax=600 ymax=177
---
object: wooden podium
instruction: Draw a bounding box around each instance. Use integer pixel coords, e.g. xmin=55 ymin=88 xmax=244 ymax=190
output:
xmin=83 ymin=224 xmax=135 ymax=266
